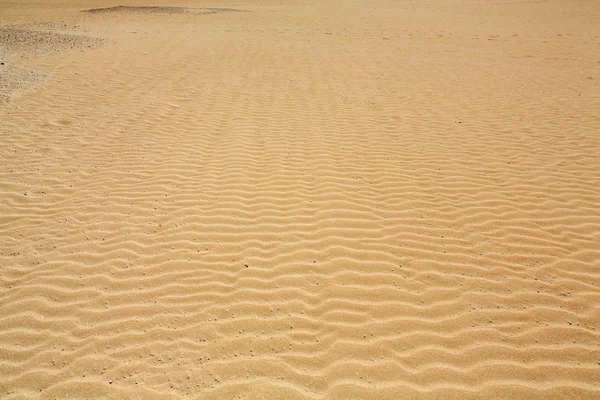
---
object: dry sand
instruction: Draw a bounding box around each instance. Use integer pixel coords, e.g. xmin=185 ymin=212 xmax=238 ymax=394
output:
xmin=1 ymin=0 xmax=599 ymax=398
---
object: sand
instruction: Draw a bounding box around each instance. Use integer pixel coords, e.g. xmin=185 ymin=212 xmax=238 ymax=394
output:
xmin=1 ymin=0 xmax=599 ymax=398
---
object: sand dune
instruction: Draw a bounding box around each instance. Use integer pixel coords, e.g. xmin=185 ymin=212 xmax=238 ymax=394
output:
xmin=1 ymin=0 xmax=599 ymax=398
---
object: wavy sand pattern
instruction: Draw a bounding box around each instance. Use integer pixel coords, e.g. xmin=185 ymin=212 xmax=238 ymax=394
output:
xmin=1 ymin=0 xmax=599 ymax=398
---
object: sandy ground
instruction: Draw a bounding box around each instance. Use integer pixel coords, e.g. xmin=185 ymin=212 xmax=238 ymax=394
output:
xmin=1 ymin=0 xmax=599 ymax=398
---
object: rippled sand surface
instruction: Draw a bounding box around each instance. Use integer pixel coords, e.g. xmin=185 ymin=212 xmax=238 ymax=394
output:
xmin=1 ymin=1 xmax=599 ymax=398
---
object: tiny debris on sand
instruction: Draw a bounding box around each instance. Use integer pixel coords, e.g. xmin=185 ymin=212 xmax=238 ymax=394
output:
xmin=84 ymin=6 xmax=247 ymax=15
xmin=0 ymin=26 xmax=102 ymax=101
xmin=0 ymin=26 xmax=103 ymax=53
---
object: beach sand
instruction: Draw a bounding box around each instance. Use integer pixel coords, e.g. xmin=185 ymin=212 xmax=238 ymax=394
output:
xmin=1 ymin=0 xmax=599 ymax=398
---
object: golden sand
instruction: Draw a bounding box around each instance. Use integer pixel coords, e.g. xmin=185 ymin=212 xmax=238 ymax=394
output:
xmin=1 ymin=0 xmax=599 ymax=398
